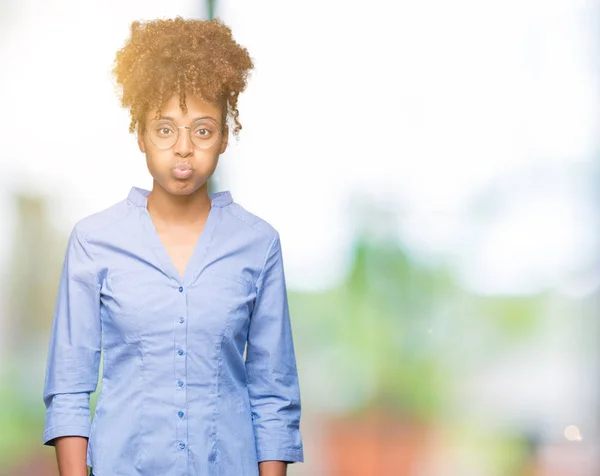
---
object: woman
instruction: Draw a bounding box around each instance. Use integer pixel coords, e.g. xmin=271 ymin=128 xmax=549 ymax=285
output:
xmin=42 ymin=17 xmax=304 ymax=476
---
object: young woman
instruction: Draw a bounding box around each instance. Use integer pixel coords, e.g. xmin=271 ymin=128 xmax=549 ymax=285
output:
xmin=42 ymin=17 xmax=304 ymax=476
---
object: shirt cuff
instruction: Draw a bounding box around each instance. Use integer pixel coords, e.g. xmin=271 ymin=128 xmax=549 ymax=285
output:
xmin=43 ymin=425 xmax=90 ymax=446
xmin=257 ymin=448 xmax=304 ymax=463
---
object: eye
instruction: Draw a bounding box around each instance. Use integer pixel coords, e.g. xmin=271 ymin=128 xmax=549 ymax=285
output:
xmin=190 ymin=119 xmax=219 ymax=139
xmin=152 ymin=122 xmax=176 ymax=136
xmin=193 ymin=127 xmax=214 ymax=139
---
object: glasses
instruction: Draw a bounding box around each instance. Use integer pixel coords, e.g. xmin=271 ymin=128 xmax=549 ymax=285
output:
xmin=145 ymin=118 xmax=222 ymax=150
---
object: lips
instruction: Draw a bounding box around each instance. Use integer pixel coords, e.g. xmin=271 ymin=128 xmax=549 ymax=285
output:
xmin=173 ymin=163 xmax=193 ymax=179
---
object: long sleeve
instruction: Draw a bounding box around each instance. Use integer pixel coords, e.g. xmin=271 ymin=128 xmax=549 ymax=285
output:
xmin=42 ymin=227 xmax=102 ymax=446
xmin=245 ymin=234 xmax=304 ymax=463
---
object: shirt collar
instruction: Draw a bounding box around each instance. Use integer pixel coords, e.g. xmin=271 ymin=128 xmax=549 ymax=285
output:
xmin=127 ymin=186 xmax=233 ymax=208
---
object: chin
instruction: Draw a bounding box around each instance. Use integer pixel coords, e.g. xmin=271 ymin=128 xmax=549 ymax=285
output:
xmin=164 ymin=178 xmax=205 ymax=195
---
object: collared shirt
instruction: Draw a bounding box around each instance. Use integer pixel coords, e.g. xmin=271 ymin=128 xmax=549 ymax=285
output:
xmin=42 ymin=186 xmax=304 ymax=476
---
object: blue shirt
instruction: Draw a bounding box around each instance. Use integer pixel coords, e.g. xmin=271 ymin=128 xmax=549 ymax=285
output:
xmin=42 ymin=186 xmax=304 ymax=475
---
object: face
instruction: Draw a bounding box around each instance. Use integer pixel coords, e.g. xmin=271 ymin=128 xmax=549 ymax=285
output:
xmin=137 ymin=94 xmax=229 ymax=196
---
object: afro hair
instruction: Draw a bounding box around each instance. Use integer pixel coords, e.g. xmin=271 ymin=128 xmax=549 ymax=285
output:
xmin=112 ymin=17 xmax=254 ymax=138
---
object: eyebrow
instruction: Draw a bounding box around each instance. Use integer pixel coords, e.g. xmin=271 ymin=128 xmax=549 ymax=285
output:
xmin=157 ymin=115 xmax=218 ymax=123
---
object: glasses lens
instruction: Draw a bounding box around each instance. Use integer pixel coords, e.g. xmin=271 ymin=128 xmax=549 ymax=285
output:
xmin=148 ymin=121 xmax=178 ymax=149
xmin=190 ymin=119 xmax=220 ymax=149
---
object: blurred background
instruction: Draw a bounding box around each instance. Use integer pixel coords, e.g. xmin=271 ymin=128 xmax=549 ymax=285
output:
xmin=1 ymin=0 xmax=599 ymax=474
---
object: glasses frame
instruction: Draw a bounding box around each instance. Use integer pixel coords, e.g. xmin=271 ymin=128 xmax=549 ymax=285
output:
xmin=144 ymin=118 xmax=223 ymax=150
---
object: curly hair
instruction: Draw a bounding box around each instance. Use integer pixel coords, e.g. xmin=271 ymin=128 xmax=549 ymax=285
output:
xmin=112 ymin=17 xmax=254 ymax=137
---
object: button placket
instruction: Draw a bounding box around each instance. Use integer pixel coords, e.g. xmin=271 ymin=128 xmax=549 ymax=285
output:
xmin=174 ymin=284 xmax=188 ymax=461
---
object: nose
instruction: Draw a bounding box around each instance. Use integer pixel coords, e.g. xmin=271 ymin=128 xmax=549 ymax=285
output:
xmin=174 ymin=126 xmax=193 ymax=157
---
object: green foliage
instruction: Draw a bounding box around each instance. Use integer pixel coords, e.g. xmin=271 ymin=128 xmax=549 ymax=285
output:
xmin=290 ymin=232 xmax=543 ymax=421
xmin=0 ymin=381 xmax=43 ymax=466
xmin=476 ymin=296 xmax=544 ymax=339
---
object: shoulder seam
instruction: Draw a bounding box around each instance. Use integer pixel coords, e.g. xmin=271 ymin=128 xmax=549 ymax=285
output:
xmin=255 ymin=234 xmax=280 ymax=293
xmin=73 ymin=229 xmax=101 ymax=288
xmin=76 ymin=202 xmax=137 ymax=241
xmin=223 ymin=205 xmax=274 ymax=240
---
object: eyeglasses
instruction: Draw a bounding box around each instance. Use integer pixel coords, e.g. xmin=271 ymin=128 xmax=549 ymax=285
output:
xmin=145 ymin=118 xmax=222 ymax=150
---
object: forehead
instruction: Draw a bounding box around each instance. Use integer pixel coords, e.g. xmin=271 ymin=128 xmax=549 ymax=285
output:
xmin=151 ymin=94 xmax=223 ymax=122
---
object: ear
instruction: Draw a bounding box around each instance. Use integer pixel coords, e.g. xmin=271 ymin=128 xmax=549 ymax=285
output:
xmin=137 ymin=125 xmax=146 ymax=153
xmin=136 ymin=122 xmax=146 ymax=154
xmin=219 ymin=124 xmax=229 ymax=155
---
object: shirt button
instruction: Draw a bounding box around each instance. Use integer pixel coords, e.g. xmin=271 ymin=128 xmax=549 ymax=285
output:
xmin=177 ymin=349 xmax=184 ymax=356
xmin=179 ymin=442 xmax=186 ymax=450
xmin=178 ymin=411 xmax=184 ymax=418
xmin=179 ymin=286 xmax=184 ymax=292
xmin=179 ymin=316 xmax=184 ymax=323
xmin=177 ymin=380 xmax=184 ymax=388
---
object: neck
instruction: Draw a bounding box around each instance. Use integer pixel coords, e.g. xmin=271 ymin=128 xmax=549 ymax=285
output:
xmin=146 ymin=181 xmax=211 ymax=225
